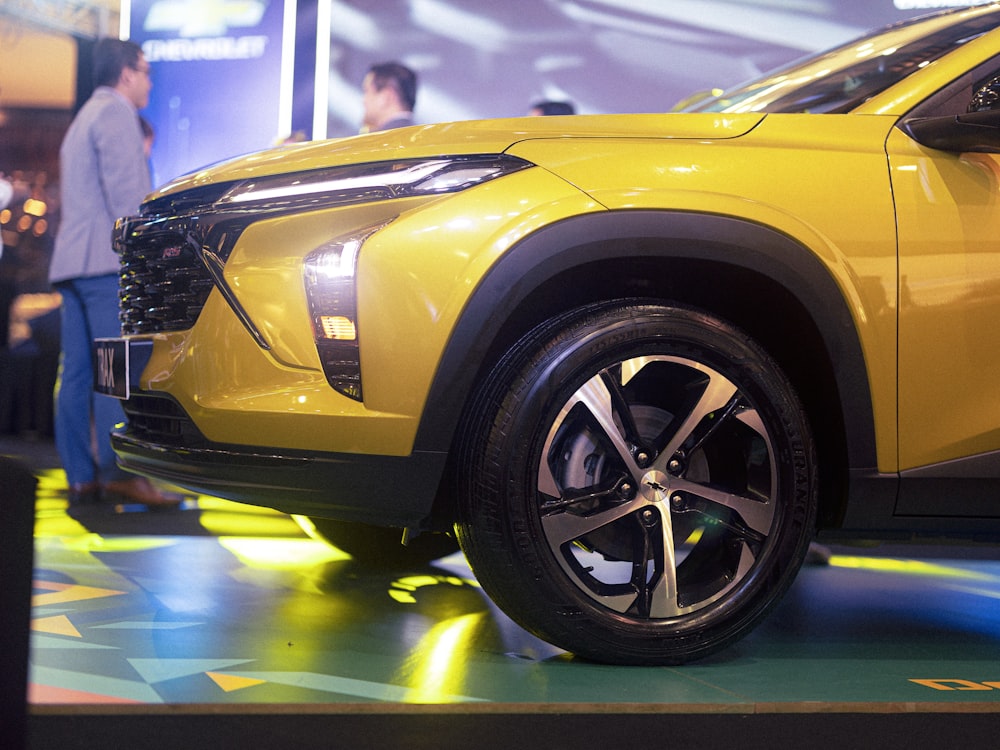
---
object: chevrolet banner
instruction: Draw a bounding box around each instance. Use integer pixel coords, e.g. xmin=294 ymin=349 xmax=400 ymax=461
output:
xmin=125 ymin=0 xmax=295 ymax=187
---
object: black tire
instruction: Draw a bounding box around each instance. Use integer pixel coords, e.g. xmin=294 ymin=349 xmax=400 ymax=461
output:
xmin=299 ymin=516 xmax=459 ymax=568
xmin=455 ymin=301 xmax=817 ymax=665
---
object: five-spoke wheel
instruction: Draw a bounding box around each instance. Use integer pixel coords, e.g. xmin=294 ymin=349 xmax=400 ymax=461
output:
xmin=455 ymin=302 xmax=817 ymax=664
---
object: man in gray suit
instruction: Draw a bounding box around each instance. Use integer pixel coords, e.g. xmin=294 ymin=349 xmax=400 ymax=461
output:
xmin=49 ymin=38 xmax=177 ymax=507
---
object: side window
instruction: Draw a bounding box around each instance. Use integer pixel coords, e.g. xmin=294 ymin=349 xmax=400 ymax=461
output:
xmin=967 ymin=70 xmax=1000 ymax=112
xmin=906 ymin=56 xmax=1000 ymax=119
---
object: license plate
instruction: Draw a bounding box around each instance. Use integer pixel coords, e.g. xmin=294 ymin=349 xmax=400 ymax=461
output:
xmin=93 ymin=338 xmax=154 ymax=400
xmin=93 ymin=338 xmax=130 ymax=399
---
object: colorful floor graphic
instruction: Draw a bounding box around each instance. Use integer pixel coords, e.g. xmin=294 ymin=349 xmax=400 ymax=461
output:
xmin=13 ymin=442 xmax=1000 ymax=709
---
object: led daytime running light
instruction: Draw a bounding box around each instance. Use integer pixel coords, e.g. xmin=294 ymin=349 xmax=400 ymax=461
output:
xmin=304 ymin=222 xmax=388 ymax=401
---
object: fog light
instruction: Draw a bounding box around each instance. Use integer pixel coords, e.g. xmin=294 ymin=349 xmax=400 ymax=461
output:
xmin=304 ymin=222 xmax=387 ymax=400
xmin=319 ymin=315 xmax=357 ymax=340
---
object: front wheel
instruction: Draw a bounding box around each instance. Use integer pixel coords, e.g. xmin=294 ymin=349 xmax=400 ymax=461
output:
xmin=455 ymin=302 xmax=817 ymax=664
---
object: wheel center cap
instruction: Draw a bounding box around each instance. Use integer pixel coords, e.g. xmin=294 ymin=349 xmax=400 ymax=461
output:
xmin=641 ymin=470 xmax=671 ymax=502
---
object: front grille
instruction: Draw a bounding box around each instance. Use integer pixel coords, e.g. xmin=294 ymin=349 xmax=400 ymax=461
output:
xmin=115 ymin=218 xmax=216 ymax=334
xmin=121 ymin=391 xmax=209 ymax=447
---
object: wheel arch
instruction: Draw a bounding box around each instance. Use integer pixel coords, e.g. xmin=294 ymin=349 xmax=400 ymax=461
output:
xmin=415 ymin=210 xmax=878 ymax=530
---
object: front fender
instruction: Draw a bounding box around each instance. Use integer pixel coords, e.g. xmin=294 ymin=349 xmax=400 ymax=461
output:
xmin=414 ymin=210 xmax=878 ymax=474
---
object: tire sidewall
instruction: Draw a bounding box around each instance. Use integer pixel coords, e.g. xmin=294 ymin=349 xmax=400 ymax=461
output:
xmin=458 ymin=302 xmax=816 ymax=664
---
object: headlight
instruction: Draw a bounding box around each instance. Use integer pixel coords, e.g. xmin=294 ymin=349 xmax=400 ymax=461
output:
xmin=214 ymin=154 xmax=532 ymax=213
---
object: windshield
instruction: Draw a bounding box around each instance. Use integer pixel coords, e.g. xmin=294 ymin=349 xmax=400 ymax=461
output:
xmin=684 ymin=8 xmax=1000 ymax=114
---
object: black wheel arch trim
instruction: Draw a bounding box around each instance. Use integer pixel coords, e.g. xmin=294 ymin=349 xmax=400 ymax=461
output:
xmin=413 ymin=209 xmax=879 ymax=476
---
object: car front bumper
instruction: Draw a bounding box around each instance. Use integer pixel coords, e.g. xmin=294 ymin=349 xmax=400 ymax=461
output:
xmin=110 ymin=429 xmax=449 ymax=528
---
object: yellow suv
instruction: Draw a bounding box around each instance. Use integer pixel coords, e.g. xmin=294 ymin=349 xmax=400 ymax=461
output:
xmin=102 ymin=4 xmax=1000 ymax=664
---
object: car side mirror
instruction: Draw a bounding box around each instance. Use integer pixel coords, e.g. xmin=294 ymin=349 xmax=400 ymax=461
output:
xmin=899 ymin=110 xmax=1000 ymax=154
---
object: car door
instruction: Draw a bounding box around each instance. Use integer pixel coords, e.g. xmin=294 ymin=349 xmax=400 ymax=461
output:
xmin=888 ymin=65 xmax=1000 ymax=516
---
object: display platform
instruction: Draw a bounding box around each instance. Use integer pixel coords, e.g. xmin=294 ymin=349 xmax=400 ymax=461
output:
xmin=5 ymin=436 xmax=1000 ymax=749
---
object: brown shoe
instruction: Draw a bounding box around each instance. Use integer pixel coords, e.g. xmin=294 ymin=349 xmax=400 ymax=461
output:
xmin=101 ymin=477 xmax=184 ymax=508
xmin=68 ymin=481 xmax=101 ymax=505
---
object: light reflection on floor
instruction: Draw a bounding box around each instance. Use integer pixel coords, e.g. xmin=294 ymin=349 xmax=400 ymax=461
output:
xmin=12 ymin=448 xmax=1000 ymax=708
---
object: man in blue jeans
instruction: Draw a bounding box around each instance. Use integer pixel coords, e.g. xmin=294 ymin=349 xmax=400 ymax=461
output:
xmin=49 ymin=37 xmax=177 ymax=507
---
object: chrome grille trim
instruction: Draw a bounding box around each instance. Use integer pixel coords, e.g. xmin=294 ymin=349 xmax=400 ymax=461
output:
xmin=115 ymin=216 xmax=214 ymax=335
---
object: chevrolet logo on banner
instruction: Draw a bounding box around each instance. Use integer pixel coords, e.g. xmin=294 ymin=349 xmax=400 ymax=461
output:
xmin=144 ymin=0 xmax=267 ymax=37
xmin=140 ymin=0 xmax=270 ymax=61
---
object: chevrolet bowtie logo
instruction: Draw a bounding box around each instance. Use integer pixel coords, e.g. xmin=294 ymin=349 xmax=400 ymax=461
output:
xmin=641 ymin=471 xmax=672 ymax=503
xmin=144 ymin=0 xmax=267 ymax=38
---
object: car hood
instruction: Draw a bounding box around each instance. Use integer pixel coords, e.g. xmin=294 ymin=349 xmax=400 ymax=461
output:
xmin=147 ymin=113 xmax=765 ymax=201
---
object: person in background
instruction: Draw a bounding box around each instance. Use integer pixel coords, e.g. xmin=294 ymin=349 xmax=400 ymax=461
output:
xmin=361 ymin=61 xmax=418 ymax=132
xmin=529 ymin=100 xmax=576 ymax=116
xmin=139 ymin=115 xmax=157 ymax=186
xmin=1 ymin=85 xmax=14 ymax=210
xmin=139 ymin=116 xmax=154 ymax=158
xmin=0 ymin=173 xmax=12 ymax=211
xmin=0 ymin=172 xmax=13 ymax=354
xmin=48 ymin=37 xmax=179 ymax=508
